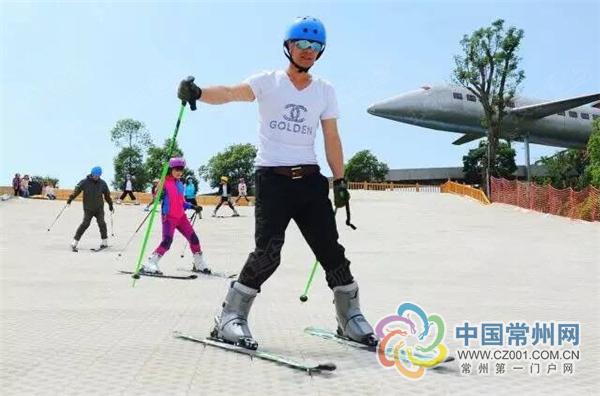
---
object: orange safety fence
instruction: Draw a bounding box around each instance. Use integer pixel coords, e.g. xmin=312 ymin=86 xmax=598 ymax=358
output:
xmin=440 ymin=180 xmax=490 ymax=205
xmin=491 ymin=177 xmax=599 ymax=222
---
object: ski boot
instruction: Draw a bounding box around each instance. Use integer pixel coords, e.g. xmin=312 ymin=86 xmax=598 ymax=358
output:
xmin=116 ymin=199 xmax=122 ymax=205
xmin=191 ymin=252 xmax=211 ymax=274
xmin=141 ymin=252 xmax=163 ymax=275
xmin=333 ymin=282 xmax=378 ymax=347
xmin=71 ymin=239 xmax=79 ymax=252
xmin=232 ymin=209 xmax=240 ymax=217
xmin=211 ymin=282 xmax=259 ymax=350
xmin=211 ymin=209 xmax=217 ymax=218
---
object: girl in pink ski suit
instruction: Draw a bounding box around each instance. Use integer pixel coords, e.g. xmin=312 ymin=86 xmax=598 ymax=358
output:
xmin=142 ymin=157 xmax=210 ymax=274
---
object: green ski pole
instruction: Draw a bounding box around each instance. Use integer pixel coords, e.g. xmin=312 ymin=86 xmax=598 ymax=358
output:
xmin=130 ymin=103 xmax=187 ymax=284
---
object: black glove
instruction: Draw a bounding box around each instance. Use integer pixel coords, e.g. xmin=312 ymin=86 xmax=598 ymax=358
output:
xmin=177 ymin=76 xmax=202 ymax=111
xmin=333 ymin=178 xmax=350 ymax=208
xmin=66 ymin=198 xmax=73 ymax=205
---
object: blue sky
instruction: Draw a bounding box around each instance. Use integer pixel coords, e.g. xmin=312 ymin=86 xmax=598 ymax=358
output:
xmin=2 ymin=0 xmax=599 ymax=189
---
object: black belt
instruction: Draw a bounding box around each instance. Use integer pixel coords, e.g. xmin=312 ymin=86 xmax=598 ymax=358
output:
xmin=260 ymin=165 xmax=320 ymax=179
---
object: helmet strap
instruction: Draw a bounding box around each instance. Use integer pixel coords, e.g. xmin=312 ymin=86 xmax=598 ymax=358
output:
xmin=283 ymin=46 xmax=311 ymax=73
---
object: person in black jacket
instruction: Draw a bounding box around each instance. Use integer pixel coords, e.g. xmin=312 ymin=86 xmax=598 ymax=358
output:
xmin=67 ymin=166 xmax=114 ymax=252
xmin=117 ymin=174 xmax=138 ymax=205
xmin=212 ymin=176 xmax=239 ymax=217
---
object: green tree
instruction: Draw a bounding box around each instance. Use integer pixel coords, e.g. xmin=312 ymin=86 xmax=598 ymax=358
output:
xmin=453 ymin=19 xmax=525 ymax=193
xmin=113 ymin=147 xmax=148 ymax=191
xmin=198 ymin=144 xmax=257 ymax=192
xmin=463 ymin=139 xmax=517 ymax=185
xmin=584 ymin=118 xmax=600 ymax=188
xmin=31 ymin=175 xmax=60 ymax=188
xmin=110 ymin=119 xmax=152 ymax=150
xmin=535 ymin=149 xmax=589 ymax=190
xmin=344 ymin=150 xmax=389 ymax=182
xmin=145 ymin=138 xmax=195 ymax=187
xmin=109 ymin=118 xmax=153 ymax=190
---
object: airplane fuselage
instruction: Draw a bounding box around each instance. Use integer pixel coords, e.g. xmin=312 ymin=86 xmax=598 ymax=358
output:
xmin=367 ymin=86 xmax=599 ymax=148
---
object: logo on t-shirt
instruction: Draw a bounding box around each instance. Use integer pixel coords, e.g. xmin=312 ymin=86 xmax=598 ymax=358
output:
xmin=269 ymin=103 xmax=313 ymax=135
xmin=283 ymin=104 xmax=307 ymax=123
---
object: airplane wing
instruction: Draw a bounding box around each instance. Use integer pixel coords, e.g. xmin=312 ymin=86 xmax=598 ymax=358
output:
xmin=508 ymin=93 xmax=600 ymax=119
xmin=452 ymin=134 xmax=482 ymax=145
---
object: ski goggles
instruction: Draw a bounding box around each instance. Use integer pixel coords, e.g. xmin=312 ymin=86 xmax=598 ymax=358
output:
xmin=293 ymin=40 xmax=323 ymax=53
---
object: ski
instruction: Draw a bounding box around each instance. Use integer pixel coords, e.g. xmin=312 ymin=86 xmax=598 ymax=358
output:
xmin=177 ymin=268 xmax=237 ymax=279
xmin=304 ymin=326 xmax=454 ymax=366
xmin=118 ymin=270 xmax=197 ymax=280
xmin=91 ymin=245 xmax=109 ymax=252
xmin=173 ymin=331 xmax=336 ymax=375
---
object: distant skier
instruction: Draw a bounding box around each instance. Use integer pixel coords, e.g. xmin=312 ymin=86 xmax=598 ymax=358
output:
xmin=67 ymin=166 xmax=114 ymax=252
xmin=117 ymin=174 xmax=138 ymax=205
xmin=184 ymin=176 xmax=202 ymax=219
xmin=142 ymin=157 xmax=210 ymax=275
xmin=144 ymin=178 xmax=160 ymax=212
xmin=212 ymin=176 xmax=239 ymax=217
xmin=234 ymin=177 xmax=250 ymax=206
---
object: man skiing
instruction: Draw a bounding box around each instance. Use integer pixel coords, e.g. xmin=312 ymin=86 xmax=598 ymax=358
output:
xmin=67 ymin=166 xmax=114 ymax=252
xmin=178 ymin=16 xmax=377 ymax=349
xmin=212 ymin=176 xmax=239 ymax=217
xmin=142 ymin=157 xmax=210 ymax=275
xmin=117 ymin=174 xmax=138 ymax=205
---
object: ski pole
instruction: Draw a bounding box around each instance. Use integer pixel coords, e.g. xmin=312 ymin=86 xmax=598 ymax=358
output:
xmin=299 ymin=259 xmax=319 ymax=302
xmin=180 ymin=211 xmax=197 ymax=258
xmin=47 ymin=203 xmax=68 ymax=232
xmin=299 ymin=208 xmax=341 ymax=302
xmin=110 ymin=211 xmax=115 ymax=237
xmin=117 ymin=209 xmax=153 ymax=257
xmin=131 ymin=102 xmax=188 ymax=282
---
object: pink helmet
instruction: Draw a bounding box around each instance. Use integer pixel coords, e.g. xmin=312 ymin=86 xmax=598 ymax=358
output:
xmin=168 ymin=157 xmax=186 ymax=168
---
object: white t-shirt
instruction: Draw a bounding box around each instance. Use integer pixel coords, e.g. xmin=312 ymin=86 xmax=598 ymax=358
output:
xmin=238 ymin=183 xmax=247 ymax=195
xmin=244 ymin=70 xmax=339 ymax=167
xmin=125 ymin=180 xmax=132 ymax=191
xmin=222 ymin=184 xmax=228 ymax=197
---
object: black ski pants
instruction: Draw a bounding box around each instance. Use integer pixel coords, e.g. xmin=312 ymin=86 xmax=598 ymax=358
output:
xmin=119 ymin=191 xmax=136 ymax=201
xmin=74 ymin=208 xmax=107 ymax=241
xmin=238 ymin=168 xmax=353 ymax=290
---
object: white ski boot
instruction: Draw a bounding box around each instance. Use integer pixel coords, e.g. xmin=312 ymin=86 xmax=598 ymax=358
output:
xmin=71 ymin=239 xmax=79 ymax=252
xmin=211 ymin=282 xmax=258 ymax=350
xmin=333 ymin=282 xmax=378 ymax=347
xmin=142 ymin=252 xmax=163 ymax=275
xmin=192 ymin=252 xmax=211 ymax=274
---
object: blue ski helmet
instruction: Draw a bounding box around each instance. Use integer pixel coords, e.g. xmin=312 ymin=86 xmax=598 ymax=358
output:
xmin=283 ymin=17 xmax=327 ymax=71
xmin=284 ymin=16 xmax=326 ymax=46
xmin=91 ymin=166 xmax=102 ymax=177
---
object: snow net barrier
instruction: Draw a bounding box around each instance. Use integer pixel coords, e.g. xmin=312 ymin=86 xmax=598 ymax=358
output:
xmin=491 ymin=177 xmax=600 ymax=222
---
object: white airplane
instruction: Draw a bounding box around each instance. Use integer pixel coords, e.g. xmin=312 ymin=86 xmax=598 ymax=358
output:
xmin=367 ymin=85 xmax=600 ymax=149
